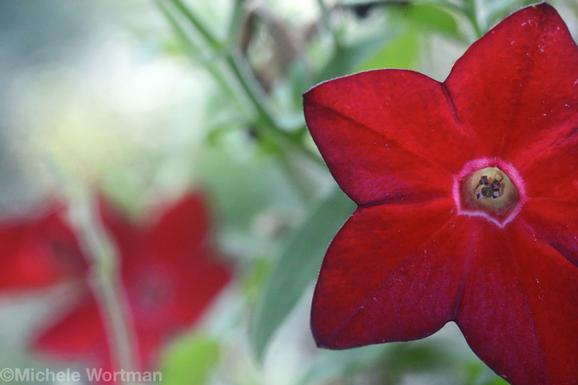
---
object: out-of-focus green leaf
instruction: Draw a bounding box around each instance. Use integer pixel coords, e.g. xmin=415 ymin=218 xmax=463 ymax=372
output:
xmin=315 ymin=34 xmax=389 ymax=82
xmin=242 ymin=257 xmax=272 ymax=305
xmin=319 ymin=3 xmax=461 ymax=75
xmin=250 ymin=188 xmax=355 ymax=361
xmin=465 ymin=361 xmax=509 ymax=385
xmin=486 ymin=378 xmax=510 ymax=385
xmin=160 ymin=334 xmax=220 ymax=385
xmin=482 ymin=0 xmax=536 ymax=30
xmin=338 ymin=0 xmax=373 ymax=5
xmin=300 ymin=346 xmax=386 ymax=385
xmin=360 ymin=28 xmax=421 ymax=70
xmin=382 ymin=343 xmax=456 ymax=384
xmin=464 ymin=362 xmax=485 ymax=385
xmin=199 ymin=136 xmax=303 ymax=229
xmin=226 ymin=0 xmax=245 ymax=42
xmin=314 ymin=2 xmax=461 ymax=81
xmin=405 ymin=3 xmax=461 ymax=38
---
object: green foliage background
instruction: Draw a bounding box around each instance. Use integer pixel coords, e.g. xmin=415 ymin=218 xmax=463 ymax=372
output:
xmin=0 ymin=1 xmax=576 ymax=385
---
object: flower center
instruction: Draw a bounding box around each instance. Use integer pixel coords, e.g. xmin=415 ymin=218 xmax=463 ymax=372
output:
xmin=462 ymin=166 xmax=518 ymax=213
xmin=453 ymin=159 xmax=525 ymax=227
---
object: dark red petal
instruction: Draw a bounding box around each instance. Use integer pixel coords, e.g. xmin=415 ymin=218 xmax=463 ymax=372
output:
xmin=148 ymin=192 xmax=210 ymax=261
xmin=520 ymin=199 xmax=578 ymax=267
xmin=125 ymin=248 xmax=231 ymax=332
xmin=304 ymin=70 xmax=475 ymax=205
xmin=456 ymin=221 xmax=578 ymax=385
xmin=0 ymin=207 xmax=85 ymax=290
xmin=446 ymin=4 xmax=578 ymax=158
xmin=175 ymin=252 xmax=231 ymax=319
xmin=34 ymin=294 xmax=111 ymax=369
xmin=311 ymin=199 xmax=469 ymax=348
xmin=34 ymin=291 xmax=151 ymax=373
xmin=97 ymin=195 xmax=136 ymax=246
xmin=517 ymin=132 xmax=578 ymax=201
xmin=0 ymin=226 xmax=60 ymax=290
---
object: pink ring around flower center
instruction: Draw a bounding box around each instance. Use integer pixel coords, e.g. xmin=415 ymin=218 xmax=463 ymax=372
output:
xmin=452 ymin=157 xmax=526 ymax=228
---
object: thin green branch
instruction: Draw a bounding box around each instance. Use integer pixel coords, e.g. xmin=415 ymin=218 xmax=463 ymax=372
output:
xmin=462 ymin=0 xmax=484 ymax=38
xmin=227 ymin=0 xmax=245 ymax=43
xmin=222 ymin=51 xmax=325 ymax=167
xmin=465 ymin=11 xmax=484 ymax=38
xmin=170 ymin=0 xmax=222 ymax=51
xmin=167 ymin=0 xmax=276 ymax=132
xmin=161 ymin=0 xmax=324 ymax=167
xmin=411 ymin=0 xmax=483 ymax=38
xmin=41 ymin=151 xmax=140 ymax=384
xmin=69 ymin=188 xmax=139 ymax=381
xmin=316 ymin=0 xmax=341 ymax=47
xmin=156 ymin=0 xmax=245 ymax=109
xmin=223 ymin=51 xmax=278 ymax=133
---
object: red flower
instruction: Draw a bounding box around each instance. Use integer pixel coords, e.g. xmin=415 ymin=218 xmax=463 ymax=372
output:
xmin=34 ymin=192 xmax=232 ymax=374
xmin=304 ymin=4 xmax=578 ymax=385
xmin=0 ymin=204 xmax=85 ymax=291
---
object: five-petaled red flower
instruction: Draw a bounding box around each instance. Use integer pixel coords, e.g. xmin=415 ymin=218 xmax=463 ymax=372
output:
xmin=304 ymin=4 xmax=578 ymax=385
xmin=34 ymin=192 xmax=232 ymax=375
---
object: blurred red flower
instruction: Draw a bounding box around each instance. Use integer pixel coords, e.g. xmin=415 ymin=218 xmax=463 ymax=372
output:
xmin=0 ymin=204 xmax=85 ymax=291
xmin=304 ymin=4 xmax=578 ymax=385
xmin=34 ymin=192 xmax=232 ymax=374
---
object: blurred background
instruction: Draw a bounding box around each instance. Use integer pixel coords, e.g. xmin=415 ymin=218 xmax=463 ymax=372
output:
xmin=0 ymin=1 xmax=576 ymax=384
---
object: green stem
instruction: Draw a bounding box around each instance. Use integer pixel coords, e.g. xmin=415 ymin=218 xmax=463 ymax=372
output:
xmin=162 ymin=0 xmax=325 ymax=167
xmin=222 ymin=39 xmax=325 ymax=167
xmin=415 ymin=0 xmax=484 ymax=39
xmin=170 ymin=0 xmax=222 ymax=51
xmin=155 ymin=0 xmax=243 ymax=107
xmin=224 ymin=51 xmax=278 ymax=131
xmin=223 ymin=51 xmax=321 ymax=165
xmin=462 ymin=0 xmax=484 ymax=38
xmin=227 ymin=0 xmax=245 ymax=43
xmin=69 ymin=189 xmax=139 ymax=381
xmin=278 ymin=151 xmax=318 ymax=201
xmin=436 ymin=2 xmax=465 ymax=16
xmin=316 ymin=0 xmax=340 ymax=47
xmin=466 ymin=11 xmax=484 ymax=38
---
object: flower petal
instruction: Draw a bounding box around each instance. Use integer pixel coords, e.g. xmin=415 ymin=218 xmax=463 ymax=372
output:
xmin=148 ymin=192 xmax=210 ymax=260
xmin=304 ymin=70 xmax=474 ymax=206
xmin=520 ymin=199 xmax=578 ymax=268
xmin=445 ymin=4 xmax=578 ymax=157
xmin=311 ymin=199 xmax=468 ymax=348
xmin=0 ymin=208 xmax=85 ymax=290
xmin=34 ymin=295 xmax=110 ymax=368
xmin=517 ymin=133 xmax=578 ymax=201
xmin=456 ymin=220 xmax=578 ymax=385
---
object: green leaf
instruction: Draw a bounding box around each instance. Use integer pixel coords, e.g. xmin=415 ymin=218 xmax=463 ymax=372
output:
xmin=250 ymin=188 xmax=355 ymax=361
xmin=482 ymin=0 xmax=535 ymax=30
xmin=464 ymin=361 xmax=510 ymax=385
xmin=315 ymin=34 xmax=389 ymax=82
xmin=226 ymin=0 xmax=245 ymax=41
xmin=242 ymin=257 xmax=272 ymax=305
xmin=382 ymin=343 xmax=456 ymax=384
xmin=316 ymin=2 xmax=459 ymax=81
xmin=486 ymin=378 xmax=510 ymax=385
xmin=405 ymin=3 xmax=461 ymax=38
xmin=160 ymin=334 xmax=221 ymax=385
xmin=360 ymin=28 xmax=422 ymax=71
xmin=300 ymin=346 xmax=386 ymax=385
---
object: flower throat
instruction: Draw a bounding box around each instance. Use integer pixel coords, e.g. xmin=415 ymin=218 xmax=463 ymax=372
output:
xmin=453 ymin=160 xmax=525 ymax=228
